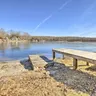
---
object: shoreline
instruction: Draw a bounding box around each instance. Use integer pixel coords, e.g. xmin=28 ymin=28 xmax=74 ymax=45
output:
xmin=0 ymin=40 xmax=96 ymax=44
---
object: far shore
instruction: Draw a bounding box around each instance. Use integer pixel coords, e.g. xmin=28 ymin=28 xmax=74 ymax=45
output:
xmin=0 ymin=40 xmax=96 ymax=44
xmin=0 ymin=36 xmax=96 ymax=44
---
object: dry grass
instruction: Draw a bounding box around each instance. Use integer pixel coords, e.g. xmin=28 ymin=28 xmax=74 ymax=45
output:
xmin=0 ymin=57 xmax=96 ymax=96
xmin=0 ymin=70 xmax=66 ymax=96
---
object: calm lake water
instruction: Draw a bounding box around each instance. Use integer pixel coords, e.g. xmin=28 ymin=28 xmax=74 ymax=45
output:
xmin=0 ymin=42 xmax=96 ymax=61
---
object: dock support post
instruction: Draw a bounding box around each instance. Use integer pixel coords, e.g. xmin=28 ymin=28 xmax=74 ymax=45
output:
xmin=53 ymin=51 xmax=55 ymax=60
xmin=73 ymin=58 xmax=78 ymax=70
xmin=62 ymin=54 xmax=64 ymax=59
xmin=86 ymin=62 xmax=89 ymax=66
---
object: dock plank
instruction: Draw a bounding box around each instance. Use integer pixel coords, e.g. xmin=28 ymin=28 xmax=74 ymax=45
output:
xmin=52 ymin=48 xmax=96 ymax=69
xmin=29 ymin=55 xmax=53 ymax=70
xmin=53 ymin=48 xmax=96 ymax=64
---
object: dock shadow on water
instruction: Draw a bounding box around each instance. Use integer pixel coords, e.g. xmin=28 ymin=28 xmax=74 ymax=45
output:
xmin=45 ymin=61 xmax=96 ymax=95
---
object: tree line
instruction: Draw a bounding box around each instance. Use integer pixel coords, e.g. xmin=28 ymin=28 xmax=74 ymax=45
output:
xmin=0 ymin=28 xmax=31 ymax=40
xmin=0 ymin=28 xmax=96 ymax=42
xmin=31 ymin=36 xmax=96 ymax=42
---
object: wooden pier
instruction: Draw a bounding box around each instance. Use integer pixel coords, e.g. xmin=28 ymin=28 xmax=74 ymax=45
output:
xmin=52 ymin=48 xmax=96 ymax=70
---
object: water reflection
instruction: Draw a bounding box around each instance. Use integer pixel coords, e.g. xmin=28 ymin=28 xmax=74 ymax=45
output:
xmin=10 ymin=42 xmax=21 ymax=50
xmin=0 ymin=42 xmax=32 ymax=61
xmin=0 ymin=42 xmax=96 ymax=61
xmin=0 ymin=42 xmax=31 ymax=51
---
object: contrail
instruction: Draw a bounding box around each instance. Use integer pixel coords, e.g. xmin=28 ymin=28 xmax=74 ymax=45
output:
xmin=33 ymin=15 xmax=52 ymax=32
xmin=75 ymin=0 xmax=96 ymax=37
xmin=79 ymin=31 xmax=96 ymax=37
xmin=33 ymin=0 xmax=72 ymax=32
xmin=79 ymin=29 xmax=96 ymax=36
xmin=59 ymin=0 xmax=72 ymax=10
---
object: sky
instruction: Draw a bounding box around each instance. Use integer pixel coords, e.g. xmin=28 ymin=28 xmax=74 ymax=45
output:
xmin=0 ymin=0 xmax=96 ymax=37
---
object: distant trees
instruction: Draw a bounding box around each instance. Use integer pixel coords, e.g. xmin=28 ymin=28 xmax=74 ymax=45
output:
xmin=30 ymin=36 xmax=96 ymax=42
xmin=21 ymin=32 xmax=31 ymax=40
xmin=0 ymin=28 xmax=96 ymax=42
xmin=0 ymin=28 xmax=7 ymax=39
xmin=9 ymin=30 xmax=21 ymax=39
xmin=0 ymin=28 xmax=31 ymax=41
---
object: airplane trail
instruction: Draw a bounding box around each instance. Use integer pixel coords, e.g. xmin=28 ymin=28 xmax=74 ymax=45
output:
xmin=77 ymin=0 xmax=96 ymax=36
xmin=59 ymin=0 xmax=72 ymax=10
xmin=33 ymin=15 xmax=52 ymax=32
xmin=33 ymin=0 xmax=72 ymax=33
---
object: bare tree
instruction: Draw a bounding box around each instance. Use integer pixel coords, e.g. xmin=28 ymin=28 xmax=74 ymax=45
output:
xmin=0 ymin=28 xmax=6 ymax=39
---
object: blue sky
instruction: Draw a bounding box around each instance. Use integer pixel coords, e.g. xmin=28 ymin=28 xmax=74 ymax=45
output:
xmin=0 ymin=0 xmax=96 ymax=36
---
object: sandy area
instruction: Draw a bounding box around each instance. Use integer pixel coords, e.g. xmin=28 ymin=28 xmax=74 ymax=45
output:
xmin=0 ymin=57 xmax=96 ymax=96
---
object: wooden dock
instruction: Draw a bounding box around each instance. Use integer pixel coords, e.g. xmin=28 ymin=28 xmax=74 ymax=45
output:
xmin=52 ymin=48 xmax=96 ymax=70
xmin=29 ymin=55 xmax=53 ymax=70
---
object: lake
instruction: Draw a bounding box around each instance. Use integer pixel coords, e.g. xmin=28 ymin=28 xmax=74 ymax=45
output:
xmin=0 ymin=42 xmax=96 ymax=61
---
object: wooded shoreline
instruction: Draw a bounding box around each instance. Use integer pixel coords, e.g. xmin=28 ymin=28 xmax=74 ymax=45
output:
xmin=1 ymin=36 xmax=96 ymax=43
xmin=0 ymin=28 xmax=96 ymax=43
